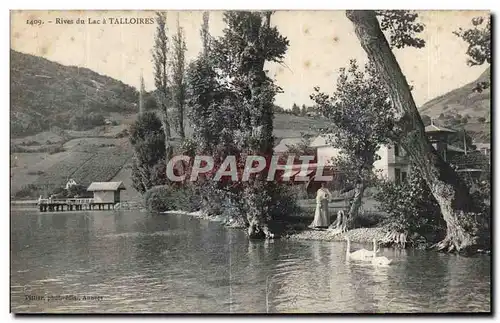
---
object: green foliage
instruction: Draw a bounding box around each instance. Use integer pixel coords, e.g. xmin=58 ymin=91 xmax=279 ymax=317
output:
xmin=285 ymin=137 xmax=316 ymax=156
xmin=455 ymin=16 xmax=491 ymax=93
xmin=374 ymin=170 xmax=445 ymax=237
xmin=13 ymin=184 xmax=39 ymax=199
xmin=129 ymin=111 xmax=166 ymax=194
xmin=291 ymin=103 xmax=300 ymax=116
xmin=69 ymin=112 xmax=106 ymax=131
xmin=10 ymin=50 xmax=138 ymax=137
xmin=351 ymin=211 xmax=386 ymax=228
xmin=152 ymin=11 xmax=174 ymax=160
xmin=376 ymin=10 xmax=425 ymax=49
xmin=186 ymin=55 xmax=226 ymax=155
xmin=311 ymin=60 xmax=396 ymax=185
xmin=454 ymin=16 xmax=491 ymax=67
xmin=172 ymin=183 xmax=203 ymax=213
xmin=273 ymin=105 xmax=285 ymax=114
xmin=177 ymin=138 xmax=197 ymax=157
xmin=171 ymin=17 xmax=188 ymax=139
xmin=184 ymin=11 xmax=293 ymax=236
xmin=144 ymin=183 xmax=203 ymax=214
xmin=143 ymin=93 xmax=158 ymax=111
xmin=300 ymin=104 xmax=307 ymax=117
xmin=66 ymin=184 xmax=92 ymax=198
xmin=144 ymin=185 xmax=176 ymax=213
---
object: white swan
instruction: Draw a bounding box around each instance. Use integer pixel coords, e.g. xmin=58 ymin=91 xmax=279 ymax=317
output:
xmin=345 ymin=236 xmax=378 ymax=261
xmin=371 ymin=239 xmax=392 ymax=266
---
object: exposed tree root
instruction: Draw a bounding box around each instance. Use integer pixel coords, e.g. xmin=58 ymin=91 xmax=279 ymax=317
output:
xmin=381 ymin=231 xmax=408 ymax=248
xmin=328 ymin=210 xmax=349 ymax=236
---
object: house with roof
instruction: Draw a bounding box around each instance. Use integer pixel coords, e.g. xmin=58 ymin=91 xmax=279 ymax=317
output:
xmin=309 ymin=134 xmax=341 ymax=166
xmin=87 ymin=181 xmax=126 ymax=204
xmin=273 ymin=137 xmax=307 ymax=154
xmin=301 ymin=123 xmax=468 ymax=183
xmin=474 ymin=142 xmax=491 ymax=156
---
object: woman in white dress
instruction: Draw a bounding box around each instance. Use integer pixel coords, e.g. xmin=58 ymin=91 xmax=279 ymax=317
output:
xmin=309 ymin=182 xmax=332 ymax=229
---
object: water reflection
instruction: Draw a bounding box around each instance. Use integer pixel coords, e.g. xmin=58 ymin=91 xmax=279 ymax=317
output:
xmin=10 ymin=209 xmax=491 ymax=313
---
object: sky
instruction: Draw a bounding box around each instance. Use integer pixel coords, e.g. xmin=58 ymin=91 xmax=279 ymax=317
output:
xmin=10 ymin=10 xmax=489 ymax=109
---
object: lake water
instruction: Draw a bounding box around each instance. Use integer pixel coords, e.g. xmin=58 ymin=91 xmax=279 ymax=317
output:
xmin=10 ymin=209 xmax=491 ymax=313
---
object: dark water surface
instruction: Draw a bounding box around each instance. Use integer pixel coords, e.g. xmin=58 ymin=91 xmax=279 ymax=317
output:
xmin=10 ymin=209 xmax=491 ymax=313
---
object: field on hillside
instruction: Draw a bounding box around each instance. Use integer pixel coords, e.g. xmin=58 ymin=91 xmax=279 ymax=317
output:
xmin=10 ymin=122 xmax=133 ymax=198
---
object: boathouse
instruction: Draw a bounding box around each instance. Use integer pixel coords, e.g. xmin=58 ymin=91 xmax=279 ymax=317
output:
xmin=87 ymin=181 xmax=126 ymax=204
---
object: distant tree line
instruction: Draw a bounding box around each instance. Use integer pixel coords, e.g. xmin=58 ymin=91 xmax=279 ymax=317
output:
xmin=273 ymin=103 xmax=320 ymax=117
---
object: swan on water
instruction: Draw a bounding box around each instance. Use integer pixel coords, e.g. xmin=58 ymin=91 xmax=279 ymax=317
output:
xmin=345 ymin=236 xmax=378 ymax=261
xmin=371 ymin=238 xmax=392 ymax=266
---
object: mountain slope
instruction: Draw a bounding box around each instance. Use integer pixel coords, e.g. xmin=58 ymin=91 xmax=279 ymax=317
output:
xmin=419 ymin=67 xmax=491 ymax=120
xmin=10 ymin=50 xmax=139 ymax=137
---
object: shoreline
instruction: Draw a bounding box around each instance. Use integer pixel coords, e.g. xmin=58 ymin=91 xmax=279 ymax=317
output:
xmin=162 ymin=210 xmax=492 ymax=255
xmin=163 ymin=210 xmax=390 ymax=244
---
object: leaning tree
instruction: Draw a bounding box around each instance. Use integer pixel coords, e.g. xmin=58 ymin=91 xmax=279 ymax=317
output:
xmin=345 ymin=10 xmax=488 ymax=253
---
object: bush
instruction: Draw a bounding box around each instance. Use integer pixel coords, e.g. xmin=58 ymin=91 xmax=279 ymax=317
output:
xmin=13 ymin=184 xmax=40 ymax=199
xmin=48 ymin=144 xmax=65 ymax=155
xmin=115 ymin=129 xmax=129 ymax=138
xmin=50 ymin=186 xmax=68 ymax=198
xmin=373 ymin=170 xmax=446 ymax=239
xmin=351 ymin=211 xmax=386 ymax=228
xmin=170 ymin=183 xmax=203 ymax=212
xmin=144 ymin=184 xmax=203 ymax=214
xmin=177 ymin=138 xmax=197 ymax=157
xmin=70 ymin=112 xmax=106 ymax=131
xmin=197 ymin=181 xmax=226 ymax=216
xmin=27 ymin=170 xmax=45 ymax=175
xmin=67 ymin=184 xmax=92 ymax=198
xmin=144 ymin=185 xmax=177 ymax=213
xmin=288 ymin=184 xmax=308 ymax=200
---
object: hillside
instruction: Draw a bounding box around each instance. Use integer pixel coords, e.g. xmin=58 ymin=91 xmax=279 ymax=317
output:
xmin=9 ymin=51 xmax=334 ymax=199
xmin=419 ymin=67 xmax=491 ymax=121
xmin=10 ymin=50 xmax=139 ymax=137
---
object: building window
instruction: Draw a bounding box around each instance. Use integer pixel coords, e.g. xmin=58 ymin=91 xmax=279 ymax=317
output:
xmin=394 ymin=144 xmax=400 ymax=157
xmin=401 ymin=171 xmax=407 ymax=182
xmin=395 ymin=168 xmax=401 ymax=184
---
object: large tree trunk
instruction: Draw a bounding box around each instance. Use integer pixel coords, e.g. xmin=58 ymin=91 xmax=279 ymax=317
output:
xmin=243 ymin=12 xmax=276 ymax=240
xmin=345 ymin=10 xmax=485 ymax=253
xmin=155 ymin=92 xmax=174 ymax=162
xmin=161 ymin=117 xmax=174 ymax=162
xmin=329 ymin=182 xmax=365 ymax=233
xmin=178 ymin=102 xmax=185 ymax=139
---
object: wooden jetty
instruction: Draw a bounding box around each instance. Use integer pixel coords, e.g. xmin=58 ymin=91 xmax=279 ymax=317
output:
xmin=37 ymin=181 xmax=126 ymax=212
xmin=38 ymin=198 xmax=116 ymax=212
